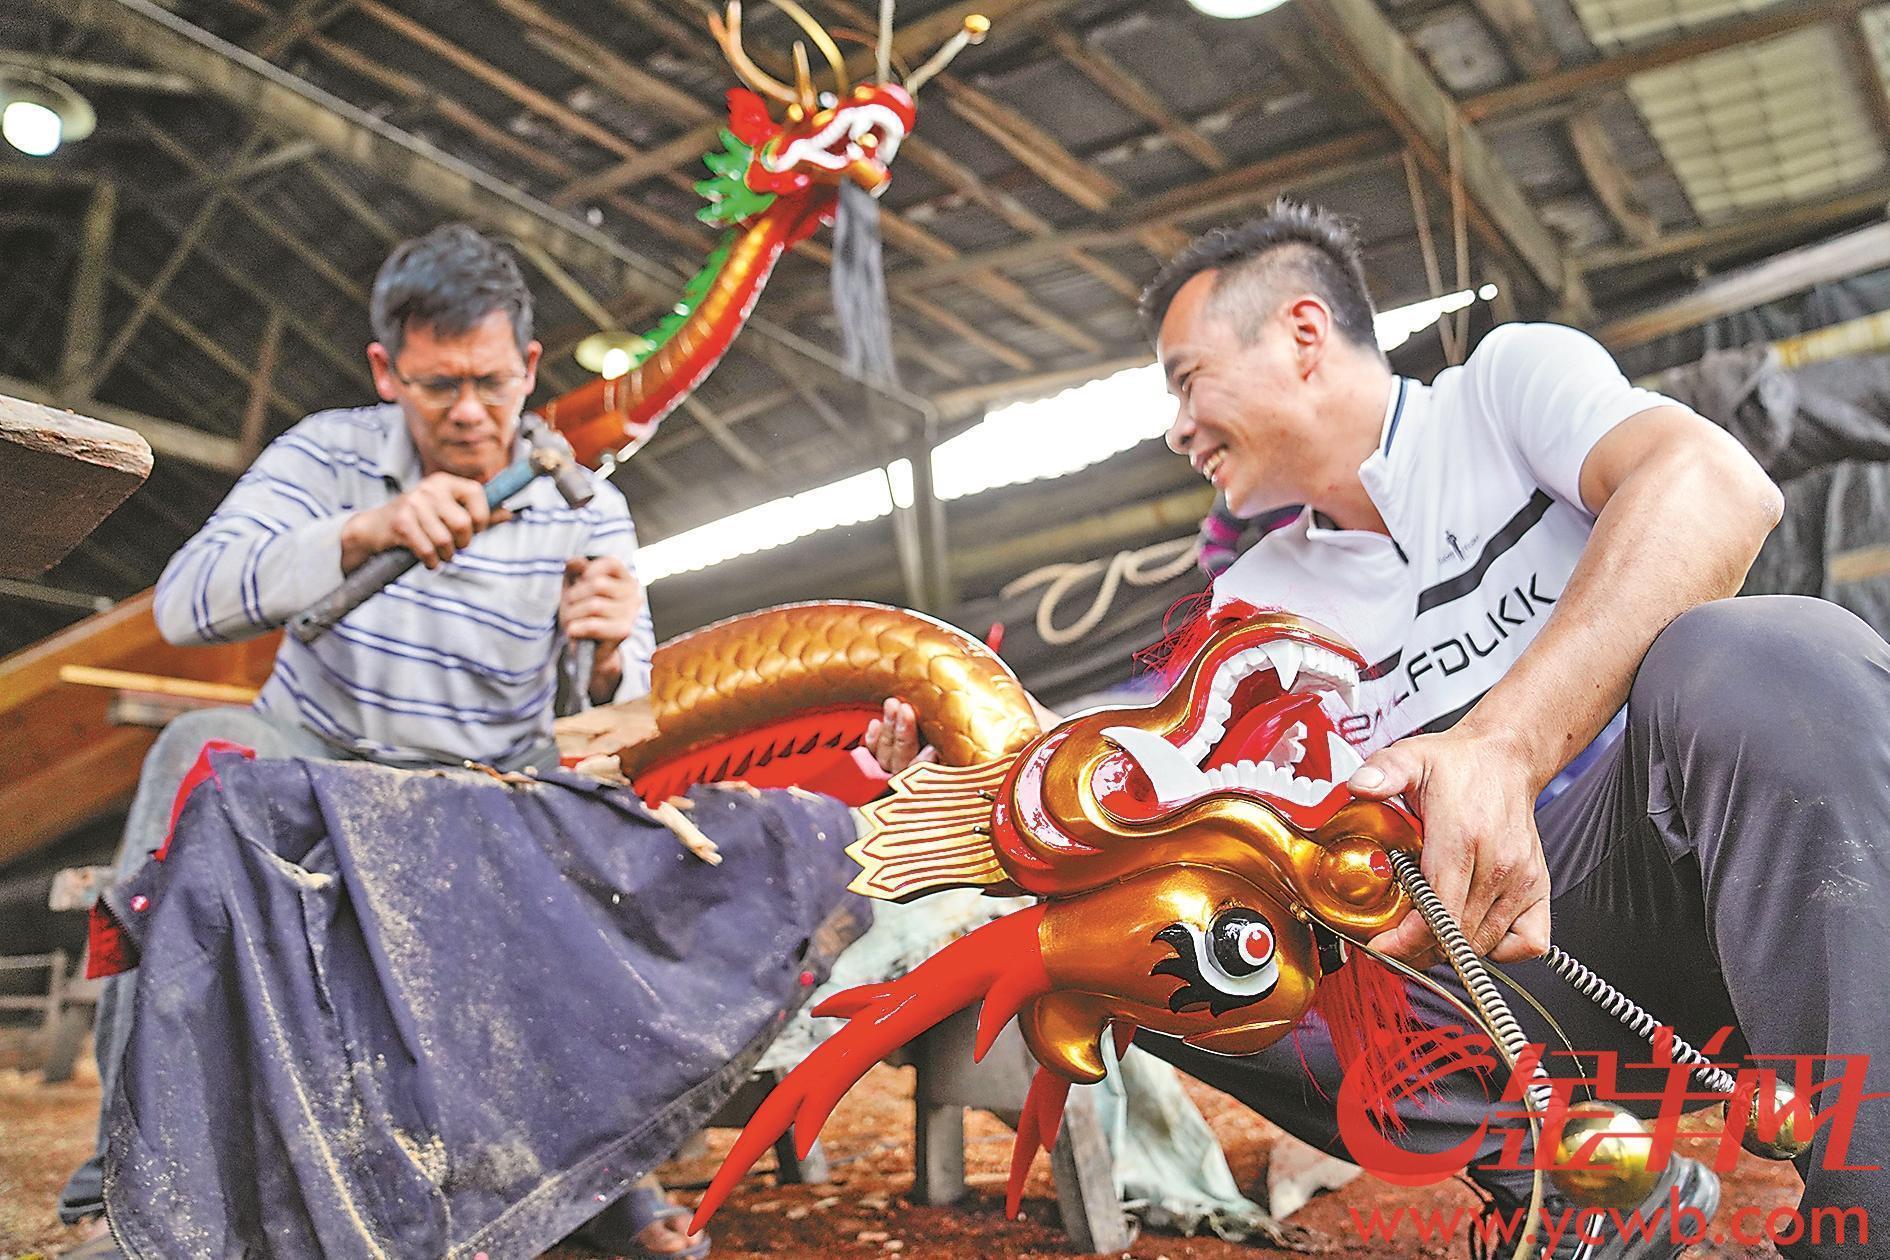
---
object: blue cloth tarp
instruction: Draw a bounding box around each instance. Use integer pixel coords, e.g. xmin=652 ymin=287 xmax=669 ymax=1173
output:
xmin=101 ymin=753 xmax=867 ymax=1259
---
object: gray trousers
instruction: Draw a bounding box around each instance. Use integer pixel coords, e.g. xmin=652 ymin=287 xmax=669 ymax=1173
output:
xmin=1141 ymin=597 xmax=1890 ymax=1256
xmin=57 ymin=707 xmax=555 ymax=1224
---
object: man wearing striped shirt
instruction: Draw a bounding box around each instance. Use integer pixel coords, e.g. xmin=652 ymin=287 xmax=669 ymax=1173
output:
xmin=60 ymin=224 xmax=665 ymax=1244
xmin=156 ymin=222 xmax=654 ymax=768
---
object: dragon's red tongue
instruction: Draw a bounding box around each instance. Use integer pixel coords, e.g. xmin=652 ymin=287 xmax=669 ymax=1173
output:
xmin=1207 ymin=690 xmax=1326 ymax=770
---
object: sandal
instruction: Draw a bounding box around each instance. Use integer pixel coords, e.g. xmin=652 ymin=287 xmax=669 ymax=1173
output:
xmin=567 ymin=1176 xmax=710 ymax=1259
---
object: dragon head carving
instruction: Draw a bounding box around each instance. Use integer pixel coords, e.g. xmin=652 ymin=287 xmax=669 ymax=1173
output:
xmin=706 ymin=1 xmax=985 ymax=215
xmin=695 ymin=608 xmax=1425 ymax=1226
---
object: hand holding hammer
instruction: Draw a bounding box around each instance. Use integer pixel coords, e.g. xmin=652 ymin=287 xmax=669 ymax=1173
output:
xmin=289 ymin=414 xmax=594 ymax=644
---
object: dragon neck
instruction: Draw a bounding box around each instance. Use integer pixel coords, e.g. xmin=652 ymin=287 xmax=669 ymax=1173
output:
xmin=546 ymin=191 xmax=830 ymax=453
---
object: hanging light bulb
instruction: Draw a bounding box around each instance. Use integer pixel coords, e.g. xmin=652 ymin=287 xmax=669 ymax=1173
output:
xmin=0 ymin=70 xmax=94 ymax=157
xmin=3 ymin=100 xmax=61 ymax=156
xmin=1186 ymin=0 xmax=1291 ymax=17
xmin=575 ymin=329 xmax=653 ymax=379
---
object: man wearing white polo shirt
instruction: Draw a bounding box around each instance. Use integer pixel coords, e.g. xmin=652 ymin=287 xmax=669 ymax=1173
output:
xmin=1133 ymin=201 xmax=1890 ymax=1260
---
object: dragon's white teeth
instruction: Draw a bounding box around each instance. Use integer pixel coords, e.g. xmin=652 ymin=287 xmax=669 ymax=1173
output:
xmin=1262 ymin=721 xmax=1307 ymax=768
xmin=1325 ymin=731 xmax=1363 ymax=778
xmin=1264 ymin=642 xmax=1303 ymax=692
xmin=1105 ymin=726 xmax=1210 ymax=805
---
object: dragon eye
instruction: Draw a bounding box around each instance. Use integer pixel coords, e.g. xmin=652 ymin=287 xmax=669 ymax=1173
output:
xmin=1210 ymin=911 xmax=1276 ymax=978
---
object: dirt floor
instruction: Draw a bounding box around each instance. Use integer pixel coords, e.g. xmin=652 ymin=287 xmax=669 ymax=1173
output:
xmin=1 ymin=1042 xmax=1805 ymax=1260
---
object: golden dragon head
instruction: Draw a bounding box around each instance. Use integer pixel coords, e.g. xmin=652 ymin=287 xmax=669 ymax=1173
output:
xmin=696 ymin=608 xmax=1425 ymax=1226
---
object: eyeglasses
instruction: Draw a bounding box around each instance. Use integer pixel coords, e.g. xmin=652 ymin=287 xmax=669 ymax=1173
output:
xmin=390 ymin=366 xmax=527 ymax=409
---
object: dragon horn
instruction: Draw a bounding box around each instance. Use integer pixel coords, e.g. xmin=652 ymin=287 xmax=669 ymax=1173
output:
xmin=876 ymin=0 xmax=895 ymax=83
xmin=711 ymin=1 xmax=798 ymax=106
xmin=904 ymin=13 xmax=989 ymax=94
xmin=690 ymin=905 xmax=1051 ymax=1234
xmin=764 ymin=0 xmax=851 ymax=95
xmin=791 ymin=40 xmax=818 ymax=115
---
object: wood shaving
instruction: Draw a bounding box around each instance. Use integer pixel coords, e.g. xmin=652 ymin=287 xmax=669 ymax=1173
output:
xmin=649 ymin=799 xmax=722 ymax=865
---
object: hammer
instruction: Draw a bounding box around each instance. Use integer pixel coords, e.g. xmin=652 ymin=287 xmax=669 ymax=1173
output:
xmin=288 ymin=413 xmax=594 ymax=645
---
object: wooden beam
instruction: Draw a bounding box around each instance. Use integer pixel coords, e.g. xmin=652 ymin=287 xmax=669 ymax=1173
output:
xmin=887 ymin=128 xmax=1399 ymax=297
xmin=938 ymin=77 xmax=1121 ymax=213
xmin=1597 ymin=218 xmax=1890 ymax=349
xmin=1042 ymin=26 xmax=1226 ymax=172
xmin=0 ymin=53 xmax=196 ymax=94
xmin=241 ymin=310 xmax=285 ymax=461
xmin=1466 ymin=0 xmax=1559 ymax=77
xmin=52 ymin=0 xmax=669 ymax=297
xmin=486 ymin=0 xmax=713 ymax=123
xmin=108 ymin=271 xmax=305 ymax=425
xmin=300 ymin=156 xmax=402 ymax=245
xmin=900 ymin=139 xmax=1140 ymax=298
xmin=135 ymin=118 xmax=367 ymax=304
xmin=1462 ymin=0 xmax=1862 ymax=123
xmin=677 ymin=396 xmax=771 ymax=476
xmin=245 ymin=0 xmax=355 ymax=60
xmin=57 ymin=180 xmax=117 ymax=392
xmin=1566 ymin=111 xmax=1660 ymax=245
xmin=1838 ymin=12 xmax=1890 ymax=156
xmin=138 ymin=185 xmax=373 ymax=391
xmin=515 ymin=240 xmax=618 ymax=330
xmin=1581 ymin=179 xmax=1890 ymax=273
xmin=932 ymin=351 xmax=1151 ymax=417
xmin=76 ymin=130 xmax=266 ymax=398
xmin=1298 ymin=0 xmax=1569 ymax=300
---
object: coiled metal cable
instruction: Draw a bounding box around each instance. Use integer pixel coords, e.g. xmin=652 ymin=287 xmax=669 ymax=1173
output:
xmin=1384 ymin=849 xmax=1555 ymax=1114
xmin=1540 ymin=943 xmax=1736 ymax=1094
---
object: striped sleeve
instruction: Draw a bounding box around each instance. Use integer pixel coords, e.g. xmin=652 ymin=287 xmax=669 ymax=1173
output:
xmin=582 ymin=479 xmax=655 ymax=700
xmin=153 ymin=417 xmax=353 ymax=646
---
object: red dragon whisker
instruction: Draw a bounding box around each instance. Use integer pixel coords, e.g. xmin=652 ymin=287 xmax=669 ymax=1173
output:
xmin=1004 ymin=1024 xmax=1137 ymax=1219
xmin=1006 ymin=1067 xmax=1070 ymax=1219
xmin=691 ymin=905 xmax=1050 ymax=1231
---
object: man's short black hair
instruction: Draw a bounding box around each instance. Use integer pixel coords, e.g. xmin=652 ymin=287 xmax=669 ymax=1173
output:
xmin=1138 ymin=199 xmax=1382 ymax=358
xmin=370 ymin=223 xmax=534 ymax=362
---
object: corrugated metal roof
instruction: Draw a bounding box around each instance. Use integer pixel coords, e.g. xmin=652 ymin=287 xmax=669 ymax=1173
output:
xmin=1572 ymin=0 xmax=1886 ymax=219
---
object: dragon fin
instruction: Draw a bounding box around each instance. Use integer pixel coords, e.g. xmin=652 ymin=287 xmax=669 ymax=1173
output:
xmin=847 ymin=756 xmax=1014 ymax=901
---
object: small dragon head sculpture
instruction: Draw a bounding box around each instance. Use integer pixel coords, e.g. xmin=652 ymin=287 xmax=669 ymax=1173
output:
xmin=707 ymin=0 xmax=985 ymax=208
xmin=695 ymin=607 xmax=1425 ymax=1227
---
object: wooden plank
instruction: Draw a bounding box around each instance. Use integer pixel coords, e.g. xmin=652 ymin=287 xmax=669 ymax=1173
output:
xmin=0 ymin=725 xmax=152 ymax=868
xmin=59 ymin=664 xmax=261 ymax=702
xmin=0 ymin=373 xmax=242 ymax=473
xmin=0 ymin=394 xmax=152 ymax=578
xmin=938 ymin=78 xmax=1121 ymax=213
xmin=889 ymin=128 xmax=1399 ymax=297
xmin=1298 ymin=0 xmax=1570 ymax=299
xmin=1597 ymin=218 xmax=1890 ymax=348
